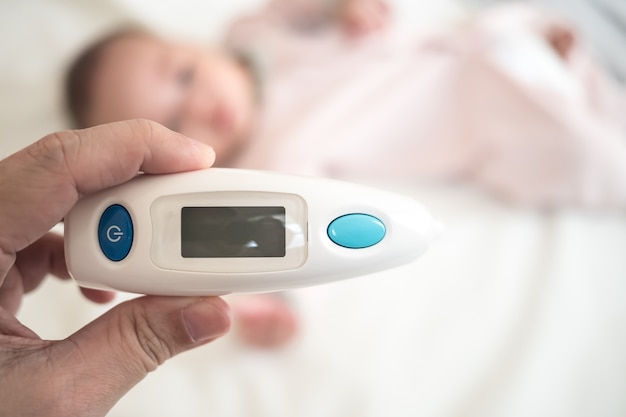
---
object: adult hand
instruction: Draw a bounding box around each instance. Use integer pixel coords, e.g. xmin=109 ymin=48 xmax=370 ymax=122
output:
xmin=0 ymin=119 xmax=231 ymax=417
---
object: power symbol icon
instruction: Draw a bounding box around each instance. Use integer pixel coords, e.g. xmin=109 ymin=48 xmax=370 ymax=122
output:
xmin=107 ymin=225 xmax=124 ymax=243
xmin=98 ymin=205 xmax=133 ymax=261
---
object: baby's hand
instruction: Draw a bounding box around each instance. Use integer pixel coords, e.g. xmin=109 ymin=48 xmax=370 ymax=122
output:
xmin=338 ymin=0 xmax=390 ymax=37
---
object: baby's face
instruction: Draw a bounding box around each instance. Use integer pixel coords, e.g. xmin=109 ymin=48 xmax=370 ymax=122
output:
xmin=87 ymin=33 xmax=257 ymax=165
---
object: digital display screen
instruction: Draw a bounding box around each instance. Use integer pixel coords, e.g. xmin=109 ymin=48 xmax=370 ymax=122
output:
xmin=181 ymin=207 xmax=286 ymax=258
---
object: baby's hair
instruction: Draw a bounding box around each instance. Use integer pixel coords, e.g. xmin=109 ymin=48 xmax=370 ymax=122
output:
xmin=64 ymin=25 xmax=151 ymax=129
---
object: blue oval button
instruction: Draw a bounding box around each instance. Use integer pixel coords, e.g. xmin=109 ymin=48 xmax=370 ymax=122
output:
xmin=98 ymin=204 xmax=133 ymax=261
xmin=327 ymin=214 xmax=386 ymax=249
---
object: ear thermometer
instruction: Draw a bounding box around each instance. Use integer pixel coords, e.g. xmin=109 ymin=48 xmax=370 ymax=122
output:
xmin=65 ymin=168 xmax=440 ymax=295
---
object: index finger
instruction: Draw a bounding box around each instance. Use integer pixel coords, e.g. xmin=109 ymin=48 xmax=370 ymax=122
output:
xmin=0 ymin=119 xmax=215 ymax=257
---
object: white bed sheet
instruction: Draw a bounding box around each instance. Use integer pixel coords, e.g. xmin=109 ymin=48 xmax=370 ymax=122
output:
xmin=2 ymin=1 xmax=626 ymax=416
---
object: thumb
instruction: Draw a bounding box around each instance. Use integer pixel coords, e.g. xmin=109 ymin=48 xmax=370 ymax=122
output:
xmin=55 ymin=295 xmax=231 ymax=415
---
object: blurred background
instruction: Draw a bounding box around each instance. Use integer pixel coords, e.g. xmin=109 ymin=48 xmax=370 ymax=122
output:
xmin=1 ymin=1 xmax=626 ymax=417
xmin=1 ymin=0 xmax=624 ymax=157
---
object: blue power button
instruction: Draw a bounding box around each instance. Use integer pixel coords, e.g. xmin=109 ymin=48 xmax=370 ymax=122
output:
xmin=98 ymin=204 xmax=133 ymax=261
xmin=327 ymin=213 xmax=386 ymax=249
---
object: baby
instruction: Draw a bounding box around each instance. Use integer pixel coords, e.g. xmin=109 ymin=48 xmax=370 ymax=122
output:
xmin=67 ymin=0 xmax=626 ymax=206
xmin=65 ymin=0 xmax=626 ymax=345
xmin=66 ymin=0 xmax=391 ymax=166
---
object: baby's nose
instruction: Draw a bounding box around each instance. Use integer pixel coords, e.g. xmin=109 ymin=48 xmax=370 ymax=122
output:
xmin=184 ymin=92 xmax=234 ymax=135
xmin=185 ymin=88 xmax=216 ymax=122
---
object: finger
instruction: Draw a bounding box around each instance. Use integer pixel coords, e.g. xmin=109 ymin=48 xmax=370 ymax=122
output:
xmin=0 ymin=306 xmax=39 ymax=338
xmin=55 ymin=119 xmax=216 ymax=194
xmin=4 ymin=233 xmax=115 ymax=308
xmin=80 ymin=287 xmax=117 ymax=304
xmin=1 ymin=233 xmax=66 ymax=313
xmin=14 ymin=233 xmax=68 ymax=292
xmin=51 ymin=295 xmax=231 ymax=415
xmin=0 ymin=120 xmax=215 ymax=277
xmin=0 ymin=268 xmax=24 ymax=314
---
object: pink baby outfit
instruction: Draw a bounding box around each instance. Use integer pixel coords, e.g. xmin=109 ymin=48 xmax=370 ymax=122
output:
xmin=227 ymin=1 xmax=626 ymax=207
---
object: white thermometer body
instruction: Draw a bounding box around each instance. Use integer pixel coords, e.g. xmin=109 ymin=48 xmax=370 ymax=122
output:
xmin=65 ymin=169 xmax=439 ymax=295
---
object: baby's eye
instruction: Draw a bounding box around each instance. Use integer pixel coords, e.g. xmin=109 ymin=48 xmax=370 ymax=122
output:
xmin=176 ymin=66 xmax=194 ymax=87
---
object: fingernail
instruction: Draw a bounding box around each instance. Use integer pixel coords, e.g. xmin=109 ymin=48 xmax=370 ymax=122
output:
xmin=182 ymin=299 xmax=231 ymax=343
xmin=189 ymin=140 xmax=216 ymax=166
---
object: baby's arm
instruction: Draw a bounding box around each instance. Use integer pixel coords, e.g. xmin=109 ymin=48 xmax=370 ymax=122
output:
xmin=234 ymin=0 xmax=390 ymax=36
xmin=469 ymin=2 xmax=576 ymax=60
xmin=338 ymin=0 xmax=390 ymax=37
